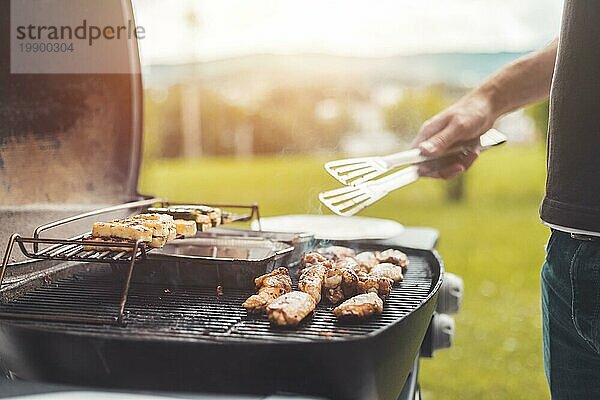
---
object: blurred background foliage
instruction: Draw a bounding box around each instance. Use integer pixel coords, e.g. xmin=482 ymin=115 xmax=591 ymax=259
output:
xmin=144 ymin=84 xmax=358 ymax=158
xmin=384 ymin=85 xmax=452 ymax=137
xmin=143 ymin=80 xmax=549 ymax=161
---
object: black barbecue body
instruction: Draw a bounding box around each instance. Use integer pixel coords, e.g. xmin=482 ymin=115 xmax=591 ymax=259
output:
xmin=0 ymin=239 xmax=442 ymax=400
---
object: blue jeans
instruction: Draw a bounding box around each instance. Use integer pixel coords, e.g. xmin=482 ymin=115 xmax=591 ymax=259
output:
xmin=542 ymin=229 xmax=600 ymax=399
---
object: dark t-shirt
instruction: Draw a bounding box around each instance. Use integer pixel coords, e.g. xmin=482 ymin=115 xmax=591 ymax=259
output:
xmin=540 ymin=0 xmax=600 ymax=231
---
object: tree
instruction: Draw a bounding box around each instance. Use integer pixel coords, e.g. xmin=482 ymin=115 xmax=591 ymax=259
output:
xmin=252 ymin=85 xmax=355 ymax=154
xmin=384 ymin=85 xmax=452 ymax=141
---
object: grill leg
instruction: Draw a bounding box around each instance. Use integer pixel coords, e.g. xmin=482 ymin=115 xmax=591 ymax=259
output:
xmin=0 ymin=234 xmax=20 ymax=289
xmin=116 ymin=241 xmax=142 ymax=325
xmin=398 ymin=356 xmax=420 ymax=400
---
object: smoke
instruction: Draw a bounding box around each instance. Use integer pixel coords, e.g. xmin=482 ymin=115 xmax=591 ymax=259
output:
xmin=306 ymin=187 xmax=326 ymax=216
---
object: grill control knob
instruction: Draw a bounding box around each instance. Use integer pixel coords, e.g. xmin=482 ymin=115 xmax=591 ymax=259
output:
xmin=436 ymin=272 xmax=463 ymax=314
xmin=431 ymin=313 xmax=455 ymax=352
xmin=420 ymin=313 xmax=456 ymax=357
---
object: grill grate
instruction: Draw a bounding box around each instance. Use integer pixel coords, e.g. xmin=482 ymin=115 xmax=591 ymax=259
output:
xmin=0 ymin=200 xmax=263 ymax=324
xmin=0 ymin=254 xmax=432 ymax=342
xmin=34 ymin=240 xmax=140 ymax=262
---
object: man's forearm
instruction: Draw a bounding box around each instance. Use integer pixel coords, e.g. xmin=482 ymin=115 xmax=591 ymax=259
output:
xmin=475 ymin=39 xmax=558 ymax=118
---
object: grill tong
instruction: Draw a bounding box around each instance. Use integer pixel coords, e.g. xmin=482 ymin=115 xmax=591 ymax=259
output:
xmin=319 ymin=129 xmax=506 ymax=216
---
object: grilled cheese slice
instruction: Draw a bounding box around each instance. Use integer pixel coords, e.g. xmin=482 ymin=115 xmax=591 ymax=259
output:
xmin=91 ymin=218 xmax=170 ymax=250
xmin=147 ymin=208 xmax=213 ymax=230
xmin=83 ymin=236 xmax=138 ymax=252
xmin=193 ymin=206 xmax=221 ymax=226
xmin=135 ymin=213 xmax=175 ymax=224
xmin=174 ymin=219 xmax=197 ymax=237
xmin=150 ymin=235 xmax=168 ymax=248
xmin=124 ymin=213 xmax=176 ymax=248
xmin=221 ymin=211 xmax=233 ymax=224
xmin=172 ymin=205 xmax=221 ymax=225
xmin=88 ymin=208 xmax=212 ymax=253
xmin=123 ymin=218 xmax=172 ymax=238
xmin=91 ymin=222 xmax=153 ymax=243
xmin=137 ymin=213 xmax=173 ymax=221
xmin=91 ymin=222 xmax=117 ymax=238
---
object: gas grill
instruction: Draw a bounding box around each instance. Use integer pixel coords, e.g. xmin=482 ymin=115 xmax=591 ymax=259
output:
xmin=0 ymin=1 xmax=462 ymax=399
xmin=0 ymin=205 xmax=452 ymax=400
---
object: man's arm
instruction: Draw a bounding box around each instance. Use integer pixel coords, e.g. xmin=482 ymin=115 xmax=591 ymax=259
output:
xmin=413 ymin=39 xmax=558 ymax=179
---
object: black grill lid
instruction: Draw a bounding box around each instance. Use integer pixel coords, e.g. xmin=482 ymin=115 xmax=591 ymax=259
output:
xmin=0 ymin=0 xmax=143 ymax=261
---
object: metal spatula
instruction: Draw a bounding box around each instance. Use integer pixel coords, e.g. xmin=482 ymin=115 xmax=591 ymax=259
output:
xmin=325 ymin=129 xmax=506 ymax=186
xmin=319 ymin=166 xmax=420 ymax=216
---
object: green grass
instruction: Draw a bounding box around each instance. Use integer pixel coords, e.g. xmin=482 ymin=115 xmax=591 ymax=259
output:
xmin=140 ymin=144 xmax=550 ymax=399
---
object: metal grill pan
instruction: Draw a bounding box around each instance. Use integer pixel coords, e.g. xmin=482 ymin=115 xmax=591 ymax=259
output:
xmin=139 ymin=237 xmax=294 ymax=289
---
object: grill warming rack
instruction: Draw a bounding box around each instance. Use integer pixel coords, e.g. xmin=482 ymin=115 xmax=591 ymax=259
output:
xmin=0 ymin=198 xmax=261 ymax=325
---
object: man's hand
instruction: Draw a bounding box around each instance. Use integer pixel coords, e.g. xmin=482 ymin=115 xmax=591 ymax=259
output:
xmin=411 ymin=94 xmax=496 ymax=179
xmin=410 ymin=39 xmax=558 ymax=180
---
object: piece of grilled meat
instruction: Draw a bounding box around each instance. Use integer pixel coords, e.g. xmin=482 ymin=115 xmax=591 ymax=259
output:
xmin=301 ymin=252 xmax=328 ymax=268
xmin=376 ymin=249 xmax=409 ymax=270
xmin=243 ymin=267 xmax=293 ymax=314
xmin=316 ymin=246 xmax=356 ymax=259
xmin=370 ymin=262 xmax=404 ymax=282
xmin=323 ymin=267 xmax=359 ymax=304
xmin=267 ymin=291 xmax=316 ymax=326
xmin=298 ymin=264 xmax=328 ymax=303
xmin=353 ymin=251 xmax=379 ymax=273
xmin=357 ymin=273 xmax=393 ymax=299
xmin=332 ymin=292 xmax=384 ymax=319
xmin=333 ymin=257 xmax=362 ymax=273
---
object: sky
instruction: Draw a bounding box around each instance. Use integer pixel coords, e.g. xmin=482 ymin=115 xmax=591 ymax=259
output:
xmin=132 ymin=0 xmax=564 ymax=65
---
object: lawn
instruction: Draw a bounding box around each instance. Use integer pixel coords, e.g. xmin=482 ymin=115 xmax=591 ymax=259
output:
xmin=140 ymin=144 xmax=550 ymax=399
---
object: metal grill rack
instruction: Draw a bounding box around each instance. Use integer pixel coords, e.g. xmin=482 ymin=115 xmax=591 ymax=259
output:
xmin=0 ymin=253 xmax=433 ymax=342
xmin=0 ymin=198 xmax=261 ymax=325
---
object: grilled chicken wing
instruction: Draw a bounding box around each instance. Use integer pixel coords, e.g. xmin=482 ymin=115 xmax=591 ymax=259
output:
xmin=267 ymin=291 xmax=316 ymax=326
xmin=357 ymin=273 xmax=393 ymax=299
xmin=332 ymin=292 xmax=384 ymax=319
xmin=301 ymin=252 xmax=328 ymax=268
xmin=323 ymin=267 xmax=359 ymax=304
xmin=298 ymin=264 xmax=328 ymax=303
xmin=376 ymin=249 xmax=409 ymax=270
xmin=333 ymin=257 xmax=362 ymax=273
xmin=353 ymin=251 xmax=379 ymax=273
xmin=370 ymin=262 xmax=404 ymax=282
xmin=317 ymin=246 xmax=356 ymax=259
xmin=243 ymin=267 xmax=293 ymax=314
